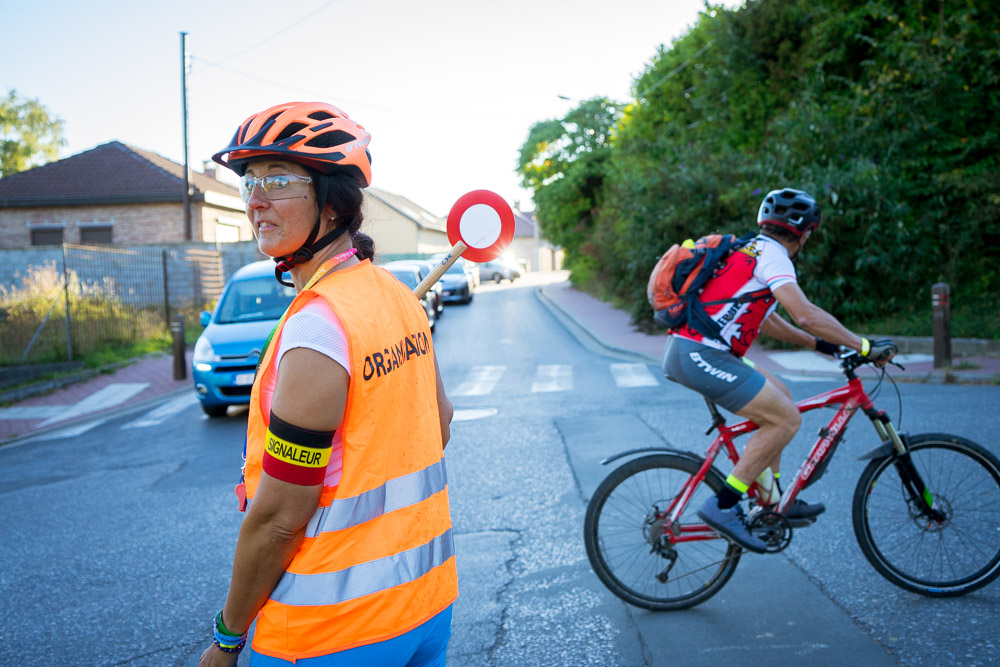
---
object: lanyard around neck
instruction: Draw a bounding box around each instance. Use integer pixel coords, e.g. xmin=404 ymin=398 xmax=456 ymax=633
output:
xmin=256 ymin=247 xmax=358 ymax=373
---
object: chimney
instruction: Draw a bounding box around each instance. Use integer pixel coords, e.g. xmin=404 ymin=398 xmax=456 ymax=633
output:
xmin=203 ymin=160 xmax=219 ymax=181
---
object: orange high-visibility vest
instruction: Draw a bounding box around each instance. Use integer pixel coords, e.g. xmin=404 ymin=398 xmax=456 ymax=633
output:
xmin=243 ymin=260 xmax=458 ymax=660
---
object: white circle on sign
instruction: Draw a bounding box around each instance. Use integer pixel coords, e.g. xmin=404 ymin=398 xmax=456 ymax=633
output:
xmin=459 ymin=204 xmax=502 ymax=249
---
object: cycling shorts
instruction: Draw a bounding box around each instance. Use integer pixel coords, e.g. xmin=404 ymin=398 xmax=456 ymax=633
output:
xmin=661 ymin=335 xmax=765 ymax=413
xmin=249 ymin=604 xmax=452 ymax=667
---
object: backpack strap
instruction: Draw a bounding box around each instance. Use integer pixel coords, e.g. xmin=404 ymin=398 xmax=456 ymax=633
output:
xmin=702 ymin=287 xmax=772 ymax=307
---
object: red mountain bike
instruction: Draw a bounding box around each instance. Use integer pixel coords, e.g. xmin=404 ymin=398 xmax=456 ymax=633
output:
xmin=584 ymin=351 xmax=1000 ymax=610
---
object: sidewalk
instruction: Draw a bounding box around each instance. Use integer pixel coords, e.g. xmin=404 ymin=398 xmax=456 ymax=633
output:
xmin=536 ymin=274 xmax=1000 ymax=386
xmin=0 ymin=350 xmax=192 ymax=445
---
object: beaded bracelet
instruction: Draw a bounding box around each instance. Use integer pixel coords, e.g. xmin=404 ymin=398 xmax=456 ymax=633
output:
xmin=213 ymin=610 xmax=247 ymax=654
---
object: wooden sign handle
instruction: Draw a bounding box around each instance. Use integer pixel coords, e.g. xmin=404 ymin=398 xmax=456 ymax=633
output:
xmin=413 ymin=241 xmax=468 ymax=299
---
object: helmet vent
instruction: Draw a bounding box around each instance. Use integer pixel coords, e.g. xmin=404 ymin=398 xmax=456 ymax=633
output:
xmin=308 ymin=111 xmax=337 ymax=120
xmin=305 ymin=130 xmax=357 ymax=148
xmin=275 ymin=122 xmax=308 ymax=142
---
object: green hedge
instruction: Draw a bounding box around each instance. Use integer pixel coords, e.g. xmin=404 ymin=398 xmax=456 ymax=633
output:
xmin=519 ymin=0 xmax=1000 ymax=339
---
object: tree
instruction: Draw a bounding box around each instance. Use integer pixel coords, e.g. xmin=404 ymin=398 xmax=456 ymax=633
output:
xmin=0 ymin=90 xmax=65 ymax=177
xmin=516 ymin=97 xmax=620 ymax=262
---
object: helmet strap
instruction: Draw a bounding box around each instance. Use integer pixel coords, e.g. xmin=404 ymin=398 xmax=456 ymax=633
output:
xmin=272 ymin=217 xmax=351 ymax=287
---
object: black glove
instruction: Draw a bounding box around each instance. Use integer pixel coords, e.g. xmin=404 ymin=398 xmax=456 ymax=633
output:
xmin=862 ymin=337 xmax=897 ymax=363
xmin=815 ymin=338 xmax=840 ymax=356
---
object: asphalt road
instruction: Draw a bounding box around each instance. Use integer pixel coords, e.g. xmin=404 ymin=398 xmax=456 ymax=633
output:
xmin=1 ymin=275 xmax=998 ymax=665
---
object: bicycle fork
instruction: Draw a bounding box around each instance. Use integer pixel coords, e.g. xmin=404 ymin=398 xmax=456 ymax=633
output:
xmin=868 ymin=411 xmax=948 ymax=524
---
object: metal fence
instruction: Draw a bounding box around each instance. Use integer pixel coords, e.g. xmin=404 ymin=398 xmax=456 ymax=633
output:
xmin=0 ymin=242 xmax=262 ymax=367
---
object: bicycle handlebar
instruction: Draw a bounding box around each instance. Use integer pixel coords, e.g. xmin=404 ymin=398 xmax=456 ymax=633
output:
xmin=837 ymin=349 xmax=905 ymax=374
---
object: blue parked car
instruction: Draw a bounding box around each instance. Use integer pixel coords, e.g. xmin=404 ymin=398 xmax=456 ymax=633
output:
xmin=192 ymin=260 xmax=295 ymax=417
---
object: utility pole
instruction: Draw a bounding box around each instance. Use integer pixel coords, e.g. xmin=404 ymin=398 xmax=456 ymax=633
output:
xmin=180 ymin=31 xmax=192 ymax=241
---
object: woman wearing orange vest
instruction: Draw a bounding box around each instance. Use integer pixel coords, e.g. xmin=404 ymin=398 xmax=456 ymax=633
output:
xmin=199 ymin=102 xmax=458 ymax=666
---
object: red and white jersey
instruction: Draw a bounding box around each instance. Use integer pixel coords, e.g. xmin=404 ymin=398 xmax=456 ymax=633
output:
xmin=673 ymin=234 xmax=796 ymax=356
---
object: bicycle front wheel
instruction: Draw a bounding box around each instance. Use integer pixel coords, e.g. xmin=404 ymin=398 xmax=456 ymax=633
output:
xmin=584 ymin=453 xmax=741 ymax=610
xmin=852 ymin=434 xmax=1000 ymax=596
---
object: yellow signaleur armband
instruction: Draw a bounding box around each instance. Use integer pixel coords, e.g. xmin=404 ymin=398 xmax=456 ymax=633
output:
xmin=262 ymin=412 xmax=335 ymax=486
xmin=861 ymin=337 xmax=871 ymax=357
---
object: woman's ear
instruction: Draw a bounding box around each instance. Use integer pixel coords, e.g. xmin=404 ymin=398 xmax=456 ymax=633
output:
xmin=321 ymin=202 xmax=337 ymax=227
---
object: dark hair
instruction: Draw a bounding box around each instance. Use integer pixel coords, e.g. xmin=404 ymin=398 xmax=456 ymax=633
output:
xmin=759 ymin=222 xmax=800 ymax=244
xmin=308 ymin=168 xmax=376 ymax=261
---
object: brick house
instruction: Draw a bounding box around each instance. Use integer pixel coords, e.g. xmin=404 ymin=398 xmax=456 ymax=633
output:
xmin=0 ymin=141 xmax=250 ymax=248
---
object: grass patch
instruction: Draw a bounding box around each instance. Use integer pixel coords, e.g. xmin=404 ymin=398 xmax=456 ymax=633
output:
xmin=1 ymin=262 xmax=209 ymax=369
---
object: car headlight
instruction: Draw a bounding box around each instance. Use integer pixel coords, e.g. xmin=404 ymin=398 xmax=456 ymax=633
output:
xmin=193 ymin=336 xmax=220 ymax=363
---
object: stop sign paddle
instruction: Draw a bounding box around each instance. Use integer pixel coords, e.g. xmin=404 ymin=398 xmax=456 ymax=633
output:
xmin=413 ymin=190 xmax=515 ymax=298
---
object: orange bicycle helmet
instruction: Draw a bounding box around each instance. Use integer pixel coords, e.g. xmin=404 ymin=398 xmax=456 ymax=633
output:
xmin=212 ymin=101 xmax=372 ymax=186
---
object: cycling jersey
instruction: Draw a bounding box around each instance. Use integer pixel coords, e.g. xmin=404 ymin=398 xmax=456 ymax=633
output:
xmin=672 ymin=234 xmax=796 ymax=356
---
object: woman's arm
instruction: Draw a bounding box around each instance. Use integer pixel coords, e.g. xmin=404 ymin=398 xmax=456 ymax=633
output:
xmin=433 ymin=353 xmax=454 ymax=449
xmin=200 ymin=348 xmax=349 ymax=666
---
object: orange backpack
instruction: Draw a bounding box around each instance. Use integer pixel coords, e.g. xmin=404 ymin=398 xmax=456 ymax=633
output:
xmin=646 ymin=232 xmax=768 ymax=341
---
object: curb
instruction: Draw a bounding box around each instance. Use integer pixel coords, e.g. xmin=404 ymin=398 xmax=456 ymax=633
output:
xmin=0 ymin=359 xmax=137 ymax=405
xmin=535 ymin=286 xmax=660 ymax=365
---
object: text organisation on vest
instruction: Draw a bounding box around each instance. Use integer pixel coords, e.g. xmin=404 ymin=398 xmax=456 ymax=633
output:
xmin=362 ymin=330 xmax=431 ymax=381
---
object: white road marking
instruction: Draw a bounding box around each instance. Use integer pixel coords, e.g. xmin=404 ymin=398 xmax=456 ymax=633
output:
xmin=452 ymin=366 xmax=506 ymax=396
xmin=777 ymin=375 xmax=837 ymax=383
xmin=769 ymin=351 xmax=843 ymax=372
xmin=610 ymin=363 xmax=659 ymax=388
xmin=27 ymin=418 xmax=110 ymax=441
xmin=0 ymin=405 xmax=64 ymax=420
xmin=531 ymin=365 xmax=572 ymax=393
xmin=38 ymin=383 xmax=149 ymax=426
xmin=122 ymin=393 xmax=199 ymax=429
xmin=452 ymin=408 xmax=498 ymax=422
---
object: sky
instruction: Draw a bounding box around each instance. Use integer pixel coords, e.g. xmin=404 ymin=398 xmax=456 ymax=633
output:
xmin=3 ymin=0 xmax=742 ymax=217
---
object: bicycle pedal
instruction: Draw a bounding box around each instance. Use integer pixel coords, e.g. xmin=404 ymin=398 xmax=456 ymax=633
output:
xmin=787 ymin=518 xmax=817 ymax=528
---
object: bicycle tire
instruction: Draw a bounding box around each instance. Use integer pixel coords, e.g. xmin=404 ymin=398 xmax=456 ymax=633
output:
xmin=852 ymin=434 xmax=1000 ymax=596
xmin=584 ymin=453 xmax=741 ymax=610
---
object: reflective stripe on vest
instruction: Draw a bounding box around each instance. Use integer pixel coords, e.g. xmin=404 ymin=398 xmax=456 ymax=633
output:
xmin=305 ymin=458 xmax=448 ymax=538
xmin=271 ymin=528 xmax=455 ymax=606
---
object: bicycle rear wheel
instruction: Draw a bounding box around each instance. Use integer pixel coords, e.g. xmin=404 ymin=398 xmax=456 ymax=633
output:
xmin=852 ymin=434 xmax=1000 ymax=596
xmin=584 ymin=453 xmax=741 ymax=610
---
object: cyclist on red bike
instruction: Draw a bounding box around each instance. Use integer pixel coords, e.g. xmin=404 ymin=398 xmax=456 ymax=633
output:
xmin=661 ymin=188 xmax=896 ymax=553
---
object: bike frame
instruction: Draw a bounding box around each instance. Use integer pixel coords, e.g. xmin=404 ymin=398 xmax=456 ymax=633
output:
xmin=664 ymin=372 xmax=914 ymax=544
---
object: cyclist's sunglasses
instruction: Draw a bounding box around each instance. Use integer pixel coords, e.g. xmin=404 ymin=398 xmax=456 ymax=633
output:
xmin=239 ymin=173 xmax=313 ymax=203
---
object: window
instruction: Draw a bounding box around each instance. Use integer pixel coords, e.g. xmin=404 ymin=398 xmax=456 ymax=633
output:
xmin=30 ymin=229 xmax=63 ymax=246
xmin=80 ymin=226 xmax=113 ymax=244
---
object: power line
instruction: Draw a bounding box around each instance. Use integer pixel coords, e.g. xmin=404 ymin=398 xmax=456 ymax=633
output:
xmin=187 ymin=56 xmax=517 ymax=123
xmin=635 ymin=40 xmax=715 ymax=100
xmin=634 ymin=0 xmax=767 ymax=101
xmin=191 ymin=0 xmax=338 ymax=72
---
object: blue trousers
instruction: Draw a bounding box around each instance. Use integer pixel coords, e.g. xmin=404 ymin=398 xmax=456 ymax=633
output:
xmin=249 ymin=605 xmax=452 ymax=667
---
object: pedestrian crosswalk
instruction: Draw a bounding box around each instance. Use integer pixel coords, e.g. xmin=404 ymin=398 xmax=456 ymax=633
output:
xmin=13 ymin=363 xmax=665 ymax=442
xmin=452 ymin=363 xmax=659 ymax=397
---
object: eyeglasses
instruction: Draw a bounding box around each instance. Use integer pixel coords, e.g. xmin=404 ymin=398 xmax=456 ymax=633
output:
xmin=239 ymin=173 xmax=313 ymax=203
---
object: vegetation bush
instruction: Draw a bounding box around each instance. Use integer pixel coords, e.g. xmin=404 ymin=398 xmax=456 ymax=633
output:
xmin=518 ymin=0 xmax=1000 ymax=339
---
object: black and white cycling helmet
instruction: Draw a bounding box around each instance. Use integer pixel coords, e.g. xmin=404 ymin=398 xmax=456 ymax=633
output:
xmin=757 ymin=188 xmax=822 ymax=236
